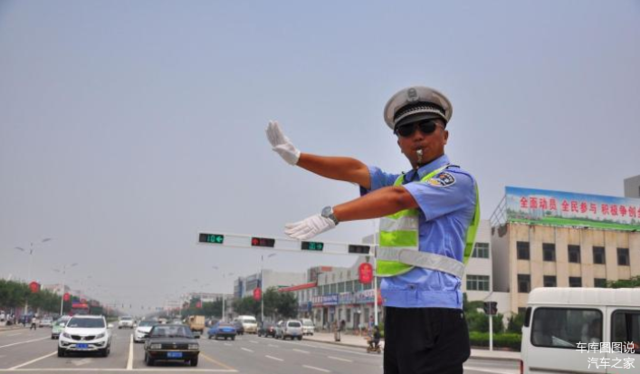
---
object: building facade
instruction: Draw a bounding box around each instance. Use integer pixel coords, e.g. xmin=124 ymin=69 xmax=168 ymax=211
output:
xmin=491 ymin=186 xmax=640 ymax=313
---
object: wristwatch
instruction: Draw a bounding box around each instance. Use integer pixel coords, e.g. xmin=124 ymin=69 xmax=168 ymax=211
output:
xmin=321 ymin=206 xmax=339 ymax=226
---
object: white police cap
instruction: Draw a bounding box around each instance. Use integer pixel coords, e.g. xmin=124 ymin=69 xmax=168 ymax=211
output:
xmin=383 ymin=86 xmax=453 ymax=130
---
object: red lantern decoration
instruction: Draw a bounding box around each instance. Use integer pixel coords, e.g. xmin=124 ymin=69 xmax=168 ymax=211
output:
xmin=253 ymin=287 xmax=262 ymax=301
xmin=196 ymin=301 xmax=202 ymax=309
xmin=359 ymin=263 xmax=373 ymax=284
xmin=29 ymin=281 xmax=40 ymax=293
xmin=63 ymin=293 xmax=70 ymax=302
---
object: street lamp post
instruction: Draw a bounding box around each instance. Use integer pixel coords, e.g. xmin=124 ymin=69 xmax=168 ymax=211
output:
xmin=53 ymin=263 xmax=78 ymax=316
xmin=15 ymin=238 xmax=53 ymax=315
xmin=211 ymin=268 xmax=234 ymax=322
xmin=260 ymin=253 xmax=276 ymax=323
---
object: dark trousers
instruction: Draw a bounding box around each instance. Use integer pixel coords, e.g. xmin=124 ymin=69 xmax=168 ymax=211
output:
xmin=384 ymin=307 xmax=470 ymax=374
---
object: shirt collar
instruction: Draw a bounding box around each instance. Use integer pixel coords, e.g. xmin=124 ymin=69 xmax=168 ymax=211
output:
xmin=403 ymin=154 xmax=450 ymax=183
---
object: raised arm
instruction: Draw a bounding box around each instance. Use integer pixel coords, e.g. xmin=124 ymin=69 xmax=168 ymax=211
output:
xmin=266 ymin=121 xmax=371 ymax=189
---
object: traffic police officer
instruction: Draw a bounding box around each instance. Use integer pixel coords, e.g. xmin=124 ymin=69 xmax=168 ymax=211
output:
xmin=266 ymin=86 xmax=479 ymax=374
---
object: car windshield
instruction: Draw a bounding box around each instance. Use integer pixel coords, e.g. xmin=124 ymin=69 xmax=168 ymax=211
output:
xmin=138 ymin=320 xmax=155 ymax=327
xmin=150 ymin=325 xmax=193 ymax=338
xmin=120 ymin=317 xmax=132 ymax=321
xmin=288 ymin=321 xmax=301 ymax=327
xmin=303 ymin=321 xmax=313 ymax=326
xmin=217 ymin=323 xmax=234 ymax=328
xmin=67 ymin=318 xmax=105 ymax=328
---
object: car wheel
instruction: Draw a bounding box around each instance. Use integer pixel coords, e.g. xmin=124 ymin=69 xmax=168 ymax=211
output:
xmin=208 ymin=335 xmax=211 ymax=340
xmin=57 ymin=347 xmax=65 ymax=357
xmin=145 ymin=353 xmax=154 ymax=366
xmin=190 ymin=357 xmax=198 ymax=367
xmin=231 ymin=336 xmax=235 ymax=341
xmin=297 ymin=336 xmax=302 ymax=341
xmin=51 ymin=335 xmax=55 ymax=340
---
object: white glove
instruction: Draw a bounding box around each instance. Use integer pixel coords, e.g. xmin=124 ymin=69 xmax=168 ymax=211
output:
xmin=285 ymin=214 xmax=336 ymax=240
xmin=266 ymin=120 xmax=301 ymax=165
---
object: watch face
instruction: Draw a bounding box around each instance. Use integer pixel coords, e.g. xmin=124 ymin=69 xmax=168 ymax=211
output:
xmin=321 ymin=206 xmax=332 ymax=217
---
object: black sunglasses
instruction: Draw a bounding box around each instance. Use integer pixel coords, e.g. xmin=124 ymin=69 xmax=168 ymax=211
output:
xmin=394 ymin=120 xmax=443 ymax=138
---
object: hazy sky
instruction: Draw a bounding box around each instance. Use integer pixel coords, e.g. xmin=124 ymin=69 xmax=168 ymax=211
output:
xmin=1 ymin=0 xmax=638 ymax=315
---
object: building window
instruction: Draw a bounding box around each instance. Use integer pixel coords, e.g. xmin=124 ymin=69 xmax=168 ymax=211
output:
xmin=330 ymin=283 xmax=337 ymax=294
xmin=518 ymin=274 xmax=531 ymax=293
xmin=568 ymin=245 xmax=581 ymax=263
xmin=618 ymin=248 xmax=630 ymax=266
xmin=543 ymin=276 xmax=557 ymax=287
xmin=466 ymin=275 xmax=490 ymax=291
xmin=338 ymin=282 xmax=345 ymax=293
xmin=569 ymin=277 xmax=582 ymax=287
xmin=472 ymin=242 xmax=490 ymax=258
xmin=594 ymin=278 xmax=607 ymax=288
xmin=593 ymin=246 xmax=606 ymax=264
xmin=517 ymin=241 xmax=530 ymax=260
xmin=543 ymin=243 xmax=556 ymax=262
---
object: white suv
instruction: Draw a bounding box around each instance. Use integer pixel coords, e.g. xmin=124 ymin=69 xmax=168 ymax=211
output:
xmin=118 ymin=316 xmax=134 ymax=329
xmin=58 ymin=315 xmax=111 ymax=357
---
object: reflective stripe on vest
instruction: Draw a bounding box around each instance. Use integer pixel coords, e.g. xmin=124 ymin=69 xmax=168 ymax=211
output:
xmin=376 ymin=165 xmax=480 ymax=278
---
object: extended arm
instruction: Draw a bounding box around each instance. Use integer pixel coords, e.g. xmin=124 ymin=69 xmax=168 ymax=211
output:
xmin=266 ymin=121 xmax=371 ymax=189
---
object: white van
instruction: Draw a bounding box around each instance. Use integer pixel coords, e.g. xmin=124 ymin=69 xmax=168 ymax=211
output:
xmin=521 ymin=288 xmax=640 ymax=374
xmin=235 ymin=315 xmax=257 ymax=334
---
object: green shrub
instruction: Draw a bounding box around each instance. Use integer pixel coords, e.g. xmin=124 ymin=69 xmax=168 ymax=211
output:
xmin=469 ymin=331 xmax=522 ymax=351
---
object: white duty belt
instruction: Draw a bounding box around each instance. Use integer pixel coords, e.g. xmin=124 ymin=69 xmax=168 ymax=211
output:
xmin=376 ymin=247 xmax=466 ymax=279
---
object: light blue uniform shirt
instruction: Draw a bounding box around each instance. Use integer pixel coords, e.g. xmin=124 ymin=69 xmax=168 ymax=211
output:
xmin=362 ymin=154 xmax=476 ymax=309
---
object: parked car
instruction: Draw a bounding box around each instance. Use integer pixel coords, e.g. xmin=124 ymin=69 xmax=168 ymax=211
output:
xmin=207 ymin=322 xmax=237 ymax=340
xmin=58 ymin=315 xmax=111 ymax=357
xmin=144 ymin=324 xmax=199 ymax=367
xmin=51 ymin=316 xmax=71 ymax=340
xmin=118 ymin=316 xmax=134 ymax=329
xmin=232 ymin=320 xmax=245 ymax=335
xmin=39 ymin=317 xmax=54 ymax=327
xmin=275 ymin=320 xmax=303 ymax=340
xmin=134 ymin=320 xmax=156 ymax=343
xmin=301 ymin=319 xmax=315 ymax=336
xmin=257 ymin=322 xmax=277 ymax=338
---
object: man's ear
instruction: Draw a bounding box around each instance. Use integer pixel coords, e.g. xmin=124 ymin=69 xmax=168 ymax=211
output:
xmin=443 ymin=130 xmax=449 ymax=145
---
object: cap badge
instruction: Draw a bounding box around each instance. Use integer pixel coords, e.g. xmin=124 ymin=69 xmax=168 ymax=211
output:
xmin=407 ymin=88 xmax=418 ymax=102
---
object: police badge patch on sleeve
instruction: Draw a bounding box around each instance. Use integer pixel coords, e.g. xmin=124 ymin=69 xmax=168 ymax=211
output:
xmin=428 ymin=172 xmax=456 ymax=187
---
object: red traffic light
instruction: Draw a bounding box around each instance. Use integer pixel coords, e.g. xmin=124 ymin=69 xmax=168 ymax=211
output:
xmin=29 ymin=281 xmax=40 ymax=293
xmin=63 ymin=293 xmax=70 ymax=302
xmin=253 ymin=287 xmax=262 ymax=301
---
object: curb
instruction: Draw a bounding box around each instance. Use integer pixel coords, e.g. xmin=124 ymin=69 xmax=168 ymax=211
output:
xmin=305 ymin=338 xmax=521 ymax=362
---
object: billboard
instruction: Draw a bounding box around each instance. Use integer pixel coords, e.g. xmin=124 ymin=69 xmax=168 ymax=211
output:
xmin=505 ymin=186 xmax=640 ymax=231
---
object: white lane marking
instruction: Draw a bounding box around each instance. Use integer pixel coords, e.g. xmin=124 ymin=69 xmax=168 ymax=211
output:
xmin=224 ymin=343 xmax=232 ymax=346
xmin=126 ymin=334 xmax=134 ymax=370
xmin=268 ymin=344 xmax=279 ymax=348
xmin=293 ymin=348 xmax=310 ymax=354
xmin=303 ymin=365 xmax=331 ymax=373
xmin=265 ymin=355 xmax=284 ymax=362
xmin=6 ymin=332 xmax=23 ymax=337
xmin=241 ymin=347 xmax=254 ymax=353
xmin=0 ymin=337 xmax=49 ymax=349
xmin=249 ymin=340 xmax=258 ymax=344
xmin=8 ymin=351 xmax=56 ymax=370
xmin=328 ymin=356 xmax=353 ymax=363
xmin=464 ymin=366 xmax=519 ymax=374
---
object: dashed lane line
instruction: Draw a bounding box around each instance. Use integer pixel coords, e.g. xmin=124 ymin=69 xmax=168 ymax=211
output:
xmin=293 ymin=349 xmax=310 ymax=354
xmin=0 ymin=337 xmax=49 ymax=349
xmin=303 ymin=365 xmax=331 ymax=373
xmin=240 ymin=347 xmax=254 ymax=353
xmin=265 ymin=355 xmax=284 ymax=362
xmin=327 ymin=356 xmax=353 ymax=363
xmin=267 ymin=344 xmax=279 ymax=348
xmin=8 ymin=351 xmax=56 ymax=370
